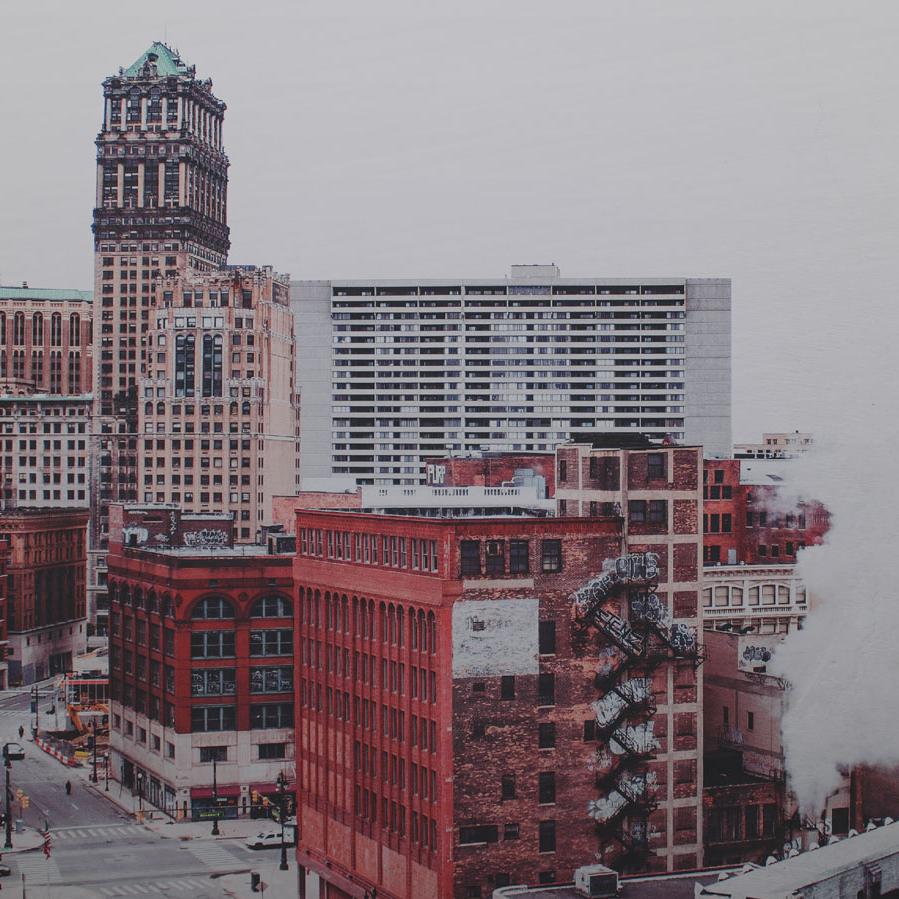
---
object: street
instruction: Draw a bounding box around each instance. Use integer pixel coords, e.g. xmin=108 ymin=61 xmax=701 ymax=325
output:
xmin=0 ymin=686 xmax=260 ymax=898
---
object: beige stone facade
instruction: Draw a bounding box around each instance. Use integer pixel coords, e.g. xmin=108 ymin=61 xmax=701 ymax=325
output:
xmin=138 ymin=266 xmax=299 ymax=541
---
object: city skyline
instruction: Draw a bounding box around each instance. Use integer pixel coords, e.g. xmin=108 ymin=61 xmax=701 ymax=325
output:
xmin=4 ymin=1 xmax=897 ymax=443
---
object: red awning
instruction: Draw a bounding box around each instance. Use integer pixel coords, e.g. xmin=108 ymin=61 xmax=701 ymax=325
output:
xmin=190 ymin=785 xmax=241 ymax=799
xmin=250 ymin=782 xmax=296 ymax=795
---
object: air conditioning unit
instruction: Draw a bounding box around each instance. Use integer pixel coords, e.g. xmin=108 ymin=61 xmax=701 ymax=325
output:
xmin=574 ymin=864 xmax=619 ymax=898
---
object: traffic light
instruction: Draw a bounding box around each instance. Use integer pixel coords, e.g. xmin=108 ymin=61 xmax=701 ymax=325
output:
xmin=251 ymin=872 xmax=261 ymax=892
xmin=251 ymin=790 xmax=259 ymax=804
xmin=21 ymin=797 xmax=30 ymax=809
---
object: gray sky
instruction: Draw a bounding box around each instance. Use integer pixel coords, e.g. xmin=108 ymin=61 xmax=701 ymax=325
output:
xmin=3 ymin=0 xmax=897 ymax=441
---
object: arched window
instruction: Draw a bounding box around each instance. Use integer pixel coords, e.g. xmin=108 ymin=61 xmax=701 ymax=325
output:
xmin=32 ymin=313 xmax=43 ymax=346
xmin=0 ymin=351 xmax=5 ymax=378
xmin=12 ymin=351 xmax=24 ymax=380
xmin=13 ymin=313 xmax=24 ymax=346
xmin=69 ymin=313 xmax=81 ymax=346
xmin=156 ymin=402 xmax=165 ymax=415
xmin=201 ymin=334 xmax=223 ymax=397
xmin=175 ymin=334 xmax=196 ymax=396
xmin=145 ymin=402 xmax=153 ymax=416
xmin=50 ymin=313 xmax=62 ymax=346
xmin=49 ymin=351 xmax=62 ymax=393
xmin=31 ymin=351 xmax=43 ymax=387
xmin=252 ymin=595 xmax=292 ymax=618
xmin=192 ymin=596 xmax=234 ymax=619
xmin=0 ymin=312 xmax=6 ymax=344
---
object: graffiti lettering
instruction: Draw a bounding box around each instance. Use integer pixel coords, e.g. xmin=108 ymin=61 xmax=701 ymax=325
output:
xmin=742 ymin=645 xmax=772 ymax=663
xmin=595 ymin=608 xmax=644 ymax=655
xmin=182 ymin=528 xmax=229 ymax=548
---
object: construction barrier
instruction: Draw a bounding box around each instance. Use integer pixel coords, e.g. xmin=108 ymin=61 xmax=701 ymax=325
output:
xmin=34 ymin=735 xmax=81 ymax=767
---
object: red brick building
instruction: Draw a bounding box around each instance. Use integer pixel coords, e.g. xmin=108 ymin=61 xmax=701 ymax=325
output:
xmin=422 ymin=453 xmax=555 ymax=497
xmin=107 ymin=503 xmax=296 ymax=820
xmin=0 ymin=507 xmax=88 ymax=684
xmin=702 ymin=460 xmax=829 ymax=566
xmin=0 ymin=539 xmax=9 ymax=689
xmin=294 ymin=491 xmax=703 ymax=897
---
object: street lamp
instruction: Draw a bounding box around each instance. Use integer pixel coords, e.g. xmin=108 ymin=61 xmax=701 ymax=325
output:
xmin=2 ymin=742 xmax=25 ymax=850
xmin=105 ymin=750 xmax=109 ymax=792
xmin=211 ymin=756 xmax=220 ymax=836
xmin=277 ymin=771 xmax=288 ymax=871
xmin=136 ymin=771 xmax=144 ymax=813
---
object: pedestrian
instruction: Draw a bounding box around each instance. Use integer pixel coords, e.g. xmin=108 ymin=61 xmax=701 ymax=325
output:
xmin=17 ymin=725 xmax=23 ymax=739
xmin=64 ymin=780 xmax=71 ymax=796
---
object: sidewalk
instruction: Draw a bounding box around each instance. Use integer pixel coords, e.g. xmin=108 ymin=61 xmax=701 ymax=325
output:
xmin=218 ymin=858 xmax=301 ymax=898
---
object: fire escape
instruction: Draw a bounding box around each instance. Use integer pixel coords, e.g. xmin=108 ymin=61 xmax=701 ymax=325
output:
xmin=572 ymin=552 xmax=704 ymax=871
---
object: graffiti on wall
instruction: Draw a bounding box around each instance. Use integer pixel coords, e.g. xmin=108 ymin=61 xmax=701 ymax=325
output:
xmin=182 ymin=528 xmax=229 ymax=548
xmin=122 ymin=526 xmax=148 ymax=546
xmin=425 ymin=464 xmax=447 ymax=486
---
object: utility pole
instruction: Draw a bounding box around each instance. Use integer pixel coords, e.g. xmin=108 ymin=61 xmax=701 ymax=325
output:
xmin=91 ymin=720 xmax=98 ymax=783
xmin=4 ymin=748 xmax=12 ymax=849
xmin=277 ymin=771 xmax=288 ymax=871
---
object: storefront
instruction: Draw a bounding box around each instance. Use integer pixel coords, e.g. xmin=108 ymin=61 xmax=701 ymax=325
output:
xmin=190 ymin=785 xmax=241 ymax=821
xmin=249 ymin=781 xmax=296 ymax=820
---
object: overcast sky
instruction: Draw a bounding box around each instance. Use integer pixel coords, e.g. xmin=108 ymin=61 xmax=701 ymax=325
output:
xmin=2 ymin=0 xmax=897 ymax=441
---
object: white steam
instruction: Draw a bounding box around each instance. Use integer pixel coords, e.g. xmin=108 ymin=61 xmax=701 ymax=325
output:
xmin=768 ymin=426 xmax=899 ymax=814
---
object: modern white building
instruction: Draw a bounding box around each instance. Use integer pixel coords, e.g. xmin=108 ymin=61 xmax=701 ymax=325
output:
xmin=293 ymin=266 xmax=731 ymax=485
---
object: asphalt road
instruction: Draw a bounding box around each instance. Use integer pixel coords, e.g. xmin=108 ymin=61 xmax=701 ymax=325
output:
xmin=0 ymin=689 xmax=256 ymax=897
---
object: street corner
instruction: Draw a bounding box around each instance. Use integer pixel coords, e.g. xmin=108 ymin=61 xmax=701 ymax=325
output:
xmin=0 ymin=826 xmax=49 ymax=855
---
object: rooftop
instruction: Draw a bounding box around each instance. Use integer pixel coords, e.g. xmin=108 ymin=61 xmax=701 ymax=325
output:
xmin=495 ymin=871 xmax=731 ymax=899
xmin=122 ymin=42 xmax=192 ymax=78
xmin=0 ymin=286 xmax=91 ymax=303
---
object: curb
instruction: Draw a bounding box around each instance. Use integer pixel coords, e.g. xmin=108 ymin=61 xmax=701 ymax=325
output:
xmin=33 ymin=736 xmax=80 ymax=767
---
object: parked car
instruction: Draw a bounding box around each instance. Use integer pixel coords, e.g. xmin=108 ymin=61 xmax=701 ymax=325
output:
xmin=245 ymin=826 xmax=296 ymax=850
xmin=0 ymin=863 xmax=11 ymax=877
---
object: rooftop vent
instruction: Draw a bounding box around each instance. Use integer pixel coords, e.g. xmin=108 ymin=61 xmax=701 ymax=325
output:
xmin=573 ymin=864 xmax=619 ymax=898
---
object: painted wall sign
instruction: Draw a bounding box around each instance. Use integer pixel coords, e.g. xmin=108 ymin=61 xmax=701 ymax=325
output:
xmin=451 ymin=598 xmax=539 ymax=678
xmin=182 ymin=528 xmax=229 ymax=548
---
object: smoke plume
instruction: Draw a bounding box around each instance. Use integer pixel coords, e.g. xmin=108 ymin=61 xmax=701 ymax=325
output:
xmin=768 ymin=410 xmax=899 ymax=814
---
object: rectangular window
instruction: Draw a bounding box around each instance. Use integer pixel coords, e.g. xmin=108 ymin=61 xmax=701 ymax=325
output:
xmin=199 ymin=746 xmax=227 ymax=763
xmin=509 ymin=540 xmax=529 ymax=574
xmin=538 ymin=620 xmax=556 ymax=655
xmin=647 ymin=452 xmax=666 ymax=480
xmin=538 ymin=673 xmax=555 ymax=706
xmin=558 ymin=460 xmax=567 ymax=483
xmin=541 ymin=539 xmax=562 ymax=573
xmin=538 ymin=820 xmax=556 ymax=853
xmin=191 ymin=668 xmax=236 ymax=696
xmin=500 ymin=675 xmax=515 ymax=700
xmin=501 ymin=774 xmax=516 ymax=800
xmin=538 ymin=772 xmax=556 ymax=805
xmin=249 ymin=666 xmax=294 ymax=694
xmin=459 ymin=825 xmax=499 ymax=845
xmin=628 ymin=500 xmax=646 ymax=524
xmin=190 ymin=705 xmax=236 ymax=733
xmin=249 ymin=629 xmax=293 ymax=656
xmin=250 ymin=702 xmax=294 ymax=729
xmin=259 ymin=742 xmax=287 ymax=760
xmin=648 ymin=500 xmax=667 ymax=524
xmin=460 ymin=540 xmax=480 ymax=576
xmin=485 ymin=540 xmax=504 ymax=576
xmin=538 ymin=723 xmax=556 ymax=749
xmin=747 ymin=711 xmax=755 ymax=731
xmin=190 ymin=631 xmax=235 ymax=659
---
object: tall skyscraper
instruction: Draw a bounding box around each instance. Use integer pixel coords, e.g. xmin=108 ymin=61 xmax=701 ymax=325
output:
xmin=91 ymin=43 xmax=231 ymax=612
xmin=293 ymin=267 xmax=731 ymax=487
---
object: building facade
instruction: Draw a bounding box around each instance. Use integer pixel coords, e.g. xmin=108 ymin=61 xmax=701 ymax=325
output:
xmin=106 ymin=503 xmax=295 ymax=820
xmin=91 ymin=41 xmax=231 ymax=647
xmin=294 ymin=504 xmax=704 ymax=898
xmin=422 ymin=452 xmax=556 ymax=497
xmin=0 ymin=508 xmax=89 ymax=685
xmin=293 ymin=269 xmax=731 ymax=485
xmin=0 ymin=539 xmax=8 ymax=689
xmin=138 ymin=265 xmax=299 ymax=539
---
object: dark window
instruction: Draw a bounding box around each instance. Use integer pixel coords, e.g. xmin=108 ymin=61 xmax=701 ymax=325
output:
xmin=538 ymin=772 xmax=556 ymax=805
xmin=252 ymin=595 xmax=293 ymax=617
xmin=485 ymin=540 xmax=504 ymax=576
xmin=558 ymin=460 xmax=567 ymax=483
xmin=460 ymin=540 xmax=481 ymax=576
xmin=722 ymin=485 xmax=733 ymax=499
xmin=541 ymin=540 xmax=562 ymax=573
xmin=249 ymin=629 xmax=293 ymax=657
xmin=459 ymin=825 xmax=499 ymax=845
xmin=538 ymin=673 xmax=555 ymax=706
xmin=538 ymin=620 xmax=556 ymax=655
xmin=709 ymin=486 xmax=721 ymax=499
xmin=250 ymin=702 xmax=294 ymax=729
xmin=713 ymin=469 xmax=724 ymax=484
xmin=199 ymin=746 xmax=227 ymax=762
xmin=191 ymin=705 xmax=235 ymax=733
xmin=465 ymin=887 xmax=480 ymax=899
xmin=538 ymin=820 xmax=556 ymax=853
xmin=704 ymin=545 xmax=721 ymax=563
xmin=174 ymin=334 xmax=196 ymax=397
xmin=831 ymin=806 xmax=850 ymax=835
xmin=201 ymin=334 xmax=223 ymax=397
xmin=647 ymin=452 xmax=666 ymax=480
xmin=745 ymin=805 xmax=759 ymax=838
xmin=722 ymin=513 xmax=732 ymax=533
xmin=501 ymin=774 xmax=516 ymax=800
xmin=538 ymin=723 xmax=556 ymax=749
xmin=259 ymin=742 xmax=287 ymax=760
xmin=583 ymin=720 xmax=596 ymax=741
xmin=747 ymin=711 xmax=755 ymax=731
xmin=628 ymin=500 xmax=646 ymax=524
xmin=191 ymin=596 xmax=234 ymax=619
xmin=500 ymin=676 xmax=515 ymax=700
xmin=762 ymin=804 xmax=777 ymax=837
xmin=786 ymin=541 xmax=794 ymax=555
xmin=758 ymin=511 xmax=768 ymax=526
xmin=191 ymin=631 xmax=235 ymax=659
xmin=746 ymin=511 xmax=754 ymax=527
xmin=503 ymin=823 xmax=519 ymax=840
xmin=648 ymin=500 xmax=667 ymax=524
xmin=509 ymin=540 xmax=529 ymax=574
xmin=538 ymin=871 xmax=557 ymax=885
xmin=473 ymin=720 xmax=486 ymax=739
xmin=771 ymin=544 xmax=780 ymax=557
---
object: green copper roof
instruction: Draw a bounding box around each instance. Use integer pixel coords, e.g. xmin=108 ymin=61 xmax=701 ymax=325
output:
xmin=123 ymin=42 xmax=190 ymax=78
xmin=0 ymin=287 xmax=92 ymax=303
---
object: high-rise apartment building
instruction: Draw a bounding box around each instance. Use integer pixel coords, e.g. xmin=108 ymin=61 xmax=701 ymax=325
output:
xmin=293 ymin=267 xmax=730 ymax=486
xmin=91 ymin=42 xmax=230 ymax=621
xmin=139 ymin=265 xmax=299 ymax=540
